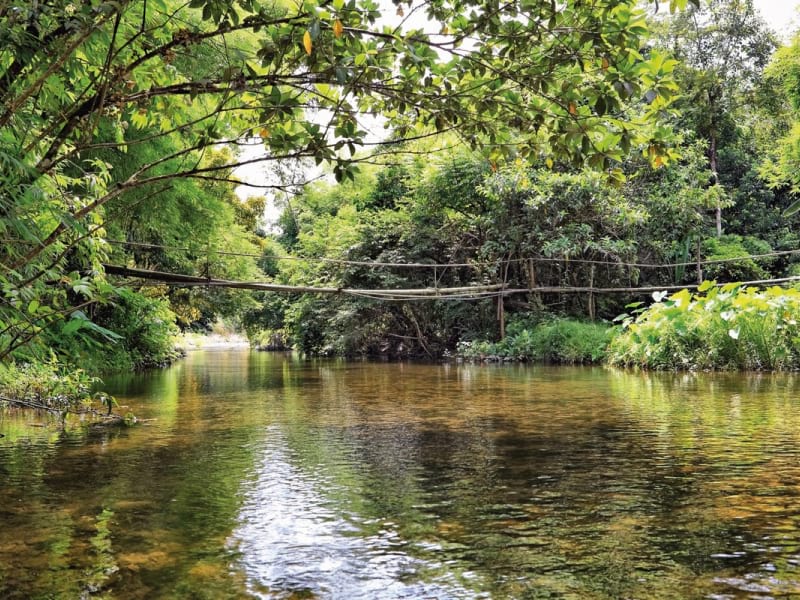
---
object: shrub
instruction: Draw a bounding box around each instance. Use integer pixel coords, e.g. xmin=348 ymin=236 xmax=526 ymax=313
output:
xmin=702 ymin=235 xmax=773 ymax=282
xmin=0 ymin=358 xmax=109 ymax=412
xmin=90 ymin=289 xmax=181 ymax=370
xmin=609 ymin=283 xmax=800 ymax=370
xmin=457 ymin=318 xmax=612 ymax=364
xmin=523 ymin=319 xmax=611 ymax=363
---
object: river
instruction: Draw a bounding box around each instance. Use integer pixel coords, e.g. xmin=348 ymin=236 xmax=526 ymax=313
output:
xmin=2 ymin=350 xmax=800 ymax=598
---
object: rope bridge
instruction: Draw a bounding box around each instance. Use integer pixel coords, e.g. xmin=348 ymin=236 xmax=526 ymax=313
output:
xmin=103 ymin=238 xmax=800 ymax=301
xmin=103 ymin=264 xmax=800 ymax=302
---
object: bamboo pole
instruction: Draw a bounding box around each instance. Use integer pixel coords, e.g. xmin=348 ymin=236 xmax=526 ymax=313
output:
xmin=103 ymin=264 xmax=800 ymax=298
xmin=528 ymin=258 xmax=540 ymax=306
xmin=697 ymin=238 xmax=703 ymax=284
xmin=102 ymin=264 xmax=506 ymax=296
xmin=497 ymin=294 xmax=505 ymax=339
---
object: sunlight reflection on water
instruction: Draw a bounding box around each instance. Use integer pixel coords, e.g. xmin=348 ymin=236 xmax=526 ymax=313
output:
xmin=234 ymin=425 xmax=487 ymax=599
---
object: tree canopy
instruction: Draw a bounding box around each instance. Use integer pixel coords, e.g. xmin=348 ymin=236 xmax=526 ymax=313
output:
xmin=650 ymin=0 xmax=777 ymax=236
xmin=0 ymin=0 xmax=694 ymax=359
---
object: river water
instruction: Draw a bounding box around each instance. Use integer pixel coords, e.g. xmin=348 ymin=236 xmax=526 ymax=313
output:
xmin=2 ymin=350 xmax=800 ymax=599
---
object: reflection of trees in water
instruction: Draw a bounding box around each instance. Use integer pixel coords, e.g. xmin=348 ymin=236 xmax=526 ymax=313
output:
xmin=0 ymin=351 xmax=275 ymax=598
xmin=4 ymin=354 xmax=800 ymax=598
xmin=274 ymin=362 xmax=800 ymax=597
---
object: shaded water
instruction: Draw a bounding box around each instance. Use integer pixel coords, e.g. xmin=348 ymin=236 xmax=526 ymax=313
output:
xmin=3 ymin=351 xmax=800 ymax=598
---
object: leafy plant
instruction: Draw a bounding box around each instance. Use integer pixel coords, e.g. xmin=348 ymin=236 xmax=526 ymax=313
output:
xmin=458 ymin=318 xmax=612 ymax=364
xmin=609 ymin=283 xmax=800 ymax=370
xmin=90 ymin=289 xmax=182 ymax=370
xmin=0 ymin=357 xmax=101 ymax=412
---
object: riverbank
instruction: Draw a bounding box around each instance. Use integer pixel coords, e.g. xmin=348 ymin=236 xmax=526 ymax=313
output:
xmin=456 ymin=318 xmax=611 ymax=365
xmin=458 ymin=285 xmax=800 ymax=372
xmin=177 ymin=332 xmax=250 ymax=351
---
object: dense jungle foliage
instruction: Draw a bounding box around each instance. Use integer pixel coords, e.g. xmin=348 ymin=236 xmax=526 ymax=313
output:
xmin=241 ymin=0 xmax=800 ymax=366
xmin=4 ymin=0 xmax=800 ymax=409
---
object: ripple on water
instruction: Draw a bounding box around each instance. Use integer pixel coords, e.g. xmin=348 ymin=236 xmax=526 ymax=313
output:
xmin=233 ymin=426 xmax=488 ymax=600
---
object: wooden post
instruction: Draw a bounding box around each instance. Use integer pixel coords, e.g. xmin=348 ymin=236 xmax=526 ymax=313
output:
xmin=498 ymin=257 xmax=509 ymax=340
xmin=497 ymin=293 xmax=506 ymax=340
xmin=528 ymin=258 xmax=535 ymax=288
xmin=528 ymin=258 xmax=539 ymax=305
xmin=697 ymin=238 xmax=703 ymax=285
xmin=588 ymin=265 xmax=596 ymax=321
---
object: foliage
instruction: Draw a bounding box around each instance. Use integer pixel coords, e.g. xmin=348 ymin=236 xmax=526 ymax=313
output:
xmin=701 ymin=234 xmax=772 ymax=282
xmin=87 ymin=289 xmax=182 ymax=370
xmin=249 ymin=328 xmax=290 ymax=351
xmin=609 ymin=283 xmax=800 ymax=370
xmin=760 ymin=33 xmax=800 ymax=213
xmin=253 ymin=134 xmax=789 ymax=358
xmin=101 ymin=143 xmax=264 ymax=329
xmin=0 ymin=0 xmax=690 ymax=359
xmin=0 ymin=357 xmax=109 ymax=412
xmin=654 ymin=0 xmax=776 ymax=131
xmin=457 ymin=318 xmax=612 ymax=364
xmin=481 ymin=163 xmax=644 ymax=273
xmin=251 ymin=149 xmax=500 ymax=357
xmin=257 ymin=119 xmax=800 ymax=362
xmin=650 ymin=0 xmax=778 ymax=234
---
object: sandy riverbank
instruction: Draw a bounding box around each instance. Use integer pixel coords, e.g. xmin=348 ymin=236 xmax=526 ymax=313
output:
xmin=178 ymin=332 xmax=250 ymax=351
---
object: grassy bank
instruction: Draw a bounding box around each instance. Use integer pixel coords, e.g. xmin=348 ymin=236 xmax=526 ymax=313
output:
xmin=457 ymin=318 xmax=612 ymax=364
xmin=457 ymin=284 xmax=800 ymax=371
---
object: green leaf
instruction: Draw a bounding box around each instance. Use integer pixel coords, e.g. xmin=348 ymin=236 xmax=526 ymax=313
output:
xmin=62 ymin=318 xmax=84 ymax=336
xmin=784 ymin=198 xmax=800 ymax=218
xmin=697 ymin=280 xmax=715 ymax=293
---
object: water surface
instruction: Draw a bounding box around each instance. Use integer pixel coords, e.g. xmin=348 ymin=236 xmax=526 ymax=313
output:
xmin=2 ymin=350 xmax=800 ymax=598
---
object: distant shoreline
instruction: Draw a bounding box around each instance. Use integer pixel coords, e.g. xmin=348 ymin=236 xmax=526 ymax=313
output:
xmin=179 ymin=333 xmax=250 ymax=351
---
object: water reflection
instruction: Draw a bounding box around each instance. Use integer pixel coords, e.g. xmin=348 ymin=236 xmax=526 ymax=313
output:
xmin=3 ymin=352 xmax=800 ymax=598
xmin=235 ymin=425 xmax=485 ymax=599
